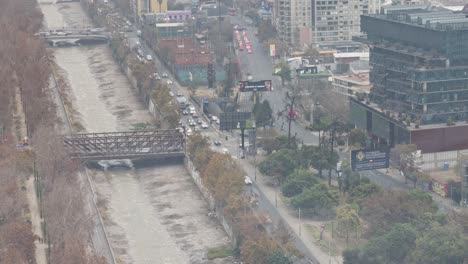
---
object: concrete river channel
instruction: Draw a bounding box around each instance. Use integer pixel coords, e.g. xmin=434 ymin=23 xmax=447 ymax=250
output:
xmin=38 ymin=1 xmax=231 ymax=263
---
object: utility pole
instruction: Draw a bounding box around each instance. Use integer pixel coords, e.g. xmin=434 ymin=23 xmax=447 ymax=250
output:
xmin=298 ymin=207 xmax=302 ymax=237
xmin=286 ymin=92 xmax=296 ymax=147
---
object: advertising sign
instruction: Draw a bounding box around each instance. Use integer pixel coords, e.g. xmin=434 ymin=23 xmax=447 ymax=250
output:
xmin=431 ymin=178 xmax=448 ymax=197
xmin=351 ymin=149 xmax=390 ymax=171
xmin=270 ymin=44 xmax=276 ymax=57
xmin=238 ymin=80 xmax=272 ymax=92
xmin=219 ymin=112 xmax=252 ymax=130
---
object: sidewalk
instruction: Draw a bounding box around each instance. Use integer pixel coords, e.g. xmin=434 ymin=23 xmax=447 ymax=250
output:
xmin=26 ymin=177 xmax=47 ymax=264
xmin=239 ymin=157 xmax=343 ymax=264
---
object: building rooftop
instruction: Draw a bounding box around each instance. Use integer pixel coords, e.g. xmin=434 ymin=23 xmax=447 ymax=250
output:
xmin=333 ymin=52 xmax=369 ymax=59
xmin=332 ymin=73 xmax=372 ymax=96
xmin=370 ymin=6 xmax=468 ymax=31
xmin=333 ymin=72 xmax=370 ymax=85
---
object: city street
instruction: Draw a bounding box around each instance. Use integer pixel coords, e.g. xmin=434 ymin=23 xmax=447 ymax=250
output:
xmin=231 ymin=15 xmax=320 ymax=145
xmin=130 ymin=7 xmax=460 ymax=264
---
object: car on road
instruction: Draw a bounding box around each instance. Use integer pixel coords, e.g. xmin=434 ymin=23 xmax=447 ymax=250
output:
xmin=146 ymin=54 xmax=153 ymax=61
xmin=169 ymin=91 xmax=174 ymax=97
xmin=211 ymin=116 xmax=218 ymax=122
xmin=197 ymin=119 xmax=203 ymax=124
xmin=201 ymin=122 xmax=208 ymax=129
xmin=192 ymin=112 xmax=199 ymax=118
xmin=167 ymin=79 xmax=173 ymax=85
xmin=162 ymin=73 xmax=168 ymax=78
xmin=213 ymin=140 xmax=221 ymax=146
xmin=244 ymin=176 xmax=253 ymax=185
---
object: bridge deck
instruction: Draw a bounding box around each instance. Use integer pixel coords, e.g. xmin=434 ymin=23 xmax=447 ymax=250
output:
xmin=64 ymin=130 xmax=185 ymax=161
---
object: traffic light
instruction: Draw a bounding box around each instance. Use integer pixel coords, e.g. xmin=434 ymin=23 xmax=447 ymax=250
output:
xmin=207 ymin=63 xmax=215 ymax=88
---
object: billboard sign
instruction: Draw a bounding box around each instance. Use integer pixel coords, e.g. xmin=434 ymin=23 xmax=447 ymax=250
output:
xmin=238 ymin=80 xmax=272 ymax=92
xmin=351 ymin=149 xmax=390 ymax=171
xmin=270 ymin=44 xmax=276 ymax=57
xmin=219 ymin=112 xmax=252 ymax=130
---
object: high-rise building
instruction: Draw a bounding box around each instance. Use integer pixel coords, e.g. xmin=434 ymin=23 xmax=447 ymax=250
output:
xmin=135 ymin=0 xmax=167 ymax=17
xmin=311 ymin=0 xmax=380 ymax=45
xmin=350 ymin=5 xmax=468 ymax=153
xmin=274 ymin=0 xmax=380 ymax=47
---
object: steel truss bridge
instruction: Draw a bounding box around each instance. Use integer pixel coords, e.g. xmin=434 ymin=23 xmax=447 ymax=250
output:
xmin=64 ymin=130 xmax=185 ymax=161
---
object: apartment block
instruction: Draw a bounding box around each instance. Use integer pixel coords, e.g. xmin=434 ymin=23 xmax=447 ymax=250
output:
xmin=274 ymin=0 xmax=380 ymax=47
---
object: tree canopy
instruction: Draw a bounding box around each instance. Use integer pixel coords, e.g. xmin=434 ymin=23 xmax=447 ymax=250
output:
xmin=343 ymin=223 xmax=418 ymax=264
xmin=267 ymin=250 xmax=293 ymax=264
xmin=409 ymin=226 xmax=468 ymax=264
xmin=274 ymin=61 xmax=291 ymax=84
xmin=291 ymin=183 xmax=337 ymax=212
xmin=361 ymin=189 xmax=437 ymax=236
xmin=259 ymin=149 xmax=298 ymax=183
xmin=253 ymin=100 xmax=273 ymax=127
xmin=281 ymin=169 xmax=318 ymax=197
xmin=336 ymin=204 xmax=361 ymax=245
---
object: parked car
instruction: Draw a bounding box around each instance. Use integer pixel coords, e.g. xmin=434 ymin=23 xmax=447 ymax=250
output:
xmin=213 ymin=140 xmax=221 ymax=146
xmin=162 ymin=73 xmax=168 ymax=78
xmin=167 ymin=79 xmax=173 ymax=85
xmin=176 ymin=91 xmax=183 ymax=96
xmin=201 ymin=122 xmax=208 ymax=129
xmin=146 ymin=54 xmax=153 ymax=61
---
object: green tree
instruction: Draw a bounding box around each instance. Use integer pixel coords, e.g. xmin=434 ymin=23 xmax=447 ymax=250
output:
xmin=254 ymin=100 xmax=273 ymax=127
xmin=336 ymin=204 xmax=361 ymax=245
xmin=259 ymin=149 xmax=298 ymax=183
xmin=274 ymin=62 xmax=291 ymax=85
xmin=348 ymin=183 xmax=380 ymax=204
xmin=348 ymin=128 xmax=367 ymax=149
xmin=291 ymin=183 xmax=337 ymax=213
xmin=390 ymin=144 xmax=418 ymax=170
xmin=409 ymin=226 xmax=468 ymax=264
xmin=361 ymin=189 xmax=437 ymax=236
xmin=262 ymin=135 xmax=297 ymax=154
xmin=267 ymin=250 xmax=292 ymax=264
xmin=281 ymin=170 xmax=318 ymax=197
xmin=343 ymin=223 xmax=418 ymax=264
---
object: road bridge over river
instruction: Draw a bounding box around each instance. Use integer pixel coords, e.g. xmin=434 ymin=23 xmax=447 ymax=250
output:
xmin=64 ymin=130 xmax=185 ymax=161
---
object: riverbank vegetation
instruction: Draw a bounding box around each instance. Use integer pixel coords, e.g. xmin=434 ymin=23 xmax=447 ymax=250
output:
xmin=187 ymin=134 xmax=299 ymax=263
xmin=0 ymin=0 xmax=106 ymax=263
